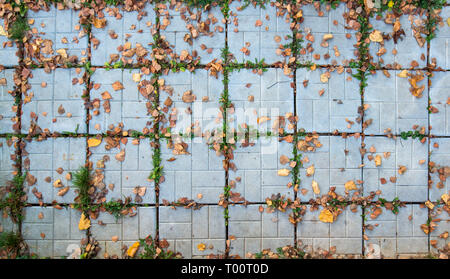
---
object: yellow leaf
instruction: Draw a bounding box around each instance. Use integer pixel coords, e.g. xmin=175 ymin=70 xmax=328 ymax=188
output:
xmin=88 ymin=138 xmax=102 ymax=147
xmin=447 ymin=18 xmax=450 ymax=27
xmin=127 ymin=241 xmax=140 ymax=257
xmin=374 ymin=155 xmax=382 ymax=167
xmin=56 ymin=48 xmax=68 ymax=59
xmin=132 ymin=73 xmax=141 ymax=83
xmin=78 ymin=213 xmax=91 ymax=230
xmin=345 ymin=180 xmax=357 ymax=191
xmin=197 ymin=243 xmax=206 ymax=251
xmin=93 ymin=17 xmax=107 ymax=29
xmin=277 ymin=169 xmax=290 ymax=176
xmin=425 ymin=200 xmax=435 ymax=210
xmin=369 ymin=30 xmax=383 ymax=43
xmin=441 ymin=193 xmax=449 ymax=204
xmin=0 ymin=25 xmax=8 ymax=37
xmin=312 ymin=180 xmax=320 ymax=195
xmin=397 ymin=70 xmax=409 ymax=78
xmin=319 ymin=209 xmax=334 ymax=223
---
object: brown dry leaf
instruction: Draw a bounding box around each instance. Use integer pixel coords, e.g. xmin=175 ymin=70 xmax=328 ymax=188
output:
xmin=57 ymin=186 xmax=69 ymax=196
xmin=279 ymin=155 xmax=289 ymax=165
xmin=320 ymin=73 xmax=329 ymax=83
xmin=112 ymin=81 xmax=124 ymax=91
xmin=111 ymin=236 xmax=119 ymax=242
xmin=312 ymin=180 xmax=320 ymax=195
xmin=369 ymin=30 xmax=383 ymax=42
xmin=88 ymin=138 xmax=102 ymax=147
xmin=0 ymin=25 xmax=8 ymax=37
xmin=398 ymin=165 xmax=407 ymax=175
xmin=115 ymin=149 xmax=126 ymax=162
xmin=56 ymin=48 xmax=68 ymax=59
xmin=93 ymin=17 xmax=107 ymax=29
xmin=182 ymin=90 xmax=196 ymax=103
xmin=57 ymin=104 xmax=65 ymax=115
xmin=319 ymin=209 xmax=334 ymax=223
xmin=133 ymin=186 xmax=146 ymax=197
xmin=255 ymin=20 xmax=262 ymax=27
xmin=277 ymin=169 xmax=290 ymax=176
xmin=306 ymin=165 xmax=315 ymax=177
xmin=345 ymin=180 xmax=357 ymax=191
xmin=78 ymin=213 xmax=91 ymax=230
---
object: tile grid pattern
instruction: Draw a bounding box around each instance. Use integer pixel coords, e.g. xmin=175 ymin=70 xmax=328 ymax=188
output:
xmin=0 ymin=1 xmax=449 ymax=258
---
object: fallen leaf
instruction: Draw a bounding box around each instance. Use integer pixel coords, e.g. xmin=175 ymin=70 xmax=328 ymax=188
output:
xmin=277 ymin=169 xmax=290 ymax=176
xmin=112 ymin=81 xmax=124 ymax=91
xmin=369 ymin=30 xmax=383 ymax=42
xmin=374 ymin=155 xmax=382 ymax=167
xmin=132 ymin=73 xmax=141 ymax=83
xmin=197 ymin=243 xmax=206 ymax=251
xmin=93 ymin=17 xmax=107 ymax=29
xmin=88 ymin=138 xmax=102 ymax=147
xmin=279 ymin=155 xmax=289 ymax=165
xmin=319 ymin=209 xmax=334 ymax=223
xmin=306 ymin=165 xmax=315 ymax=176
xmin=312 ymin=180 xmax=320 ymax=194
xmin=345 ymin=180 xmax=357 ymax=191
xmin=127 ymin=241 xmax=140 ymax=257
xmin=78 ymin=213 xmax=91 ymax=230
xmin=115 ymin=149 xmax=126 ymax=162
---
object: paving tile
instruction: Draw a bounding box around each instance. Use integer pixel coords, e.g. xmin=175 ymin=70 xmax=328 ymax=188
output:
xmin=296 ymin=206 xmax=363 ymax=255
xmin=364 ymin=204 xmax=428 ymax=258
xmin=91 ymin=5 xmax=156 ymax=66
xmin=298 ymin=135 xmax=362 ymax=199
xmin=159 ymin=206 xmax=225 ymax=259
xmin=160 ymin=3 xmax=225 ymax=65
xmin=430 ymin=138 xmax=450 ymax=201
xmin=228 ymin=204 xmax=293 ymax=258
xmin=229 ymin=68 xmax=294 ymax=134
xmin=296 ymin=67 xmax=361 ymax=133
xmin=370 ymin=13 xmax=427 ymax=68
xmin=429 ymin=71 xmax=450 ymax=136
xmin=299 ymin=3 xmax=359 ymax=65
xmin=22 ymin=138 xmax=86 ymax=204
xmin=430 ymin=206 xmax=450 ymax=255
xmin=430 ymin=6 xmax=450 ymax=70
xmin=227 ymin=1 xmax=291 ymax=64
xmin=161 ymin=69 xmax=223 ymax=136
xmin=89 ymin=69 xmax=153 ymax=133
xmin=231 ymin=139 xmax=294 ymax=201
xmin=363 ymin=137 xmax=428 ymax=202
xmin=26 ymin=7 xmax=88 ymax=65
xmin=22 ymin=206 xmax=85 ymax=258
xmin=364 ymin=70 xmax=428 ymax=135
xmin=21 ymin=68 xmax=87 ymax=134
xmin=0 ymin=138 xmax=16 ymax=182
xmin=89 ymin=137 xmax=154 ymax=203
xmin=0 ymin=69 xmax=16 ymax=134
xmin=0 ymin=37 xmax=19 ymax=67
